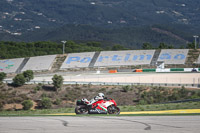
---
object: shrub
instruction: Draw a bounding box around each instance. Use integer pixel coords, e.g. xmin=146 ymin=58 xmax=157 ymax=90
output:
xmin=23 ymin=70 xmax=34 ymax=82
xmin=40 ymin=97 xmax=52 ymax=109
xmin=139 ymin=99 xmax=147 ymax=105
xmin=178 ymin=86 xmax=188 ymax=98
xmin=41 ymin=93 xmax=47 ymax=98
xmin=34 ymin=85 xmax=42 ymax=91
xmin=0 ymin=101 xmax=3 ymax=111
xmin=52 ymin=74 xmax=63 ymax=91
xmin=12 ymin=74 xmax=26 ymax=86
xmin=122 ymin=85 xmax=131 ymax=92
xmin=99 ymin=88 xmax=106 ymax=92
xmin=22 ymin=100 xmax=33 ymax=110
xmin=0 ymin=72 xmax=6 ymax=82
xmin=54 ymin=98 xmax=61 ymax=105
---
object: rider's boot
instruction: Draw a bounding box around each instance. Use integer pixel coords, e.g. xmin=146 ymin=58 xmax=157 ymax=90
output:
xmin=92 ymin=104 xmax=98 ymax=109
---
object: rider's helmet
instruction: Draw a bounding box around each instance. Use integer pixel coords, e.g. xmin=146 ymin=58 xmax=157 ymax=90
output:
xmin=98 ymin=93 xmax=104 ymax=98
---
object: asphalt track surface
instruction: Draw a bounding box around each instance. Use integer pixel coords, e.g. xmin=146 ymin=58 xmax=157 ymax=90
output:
xmin=32 ymin=72 xmax=200 ymax=84
xmin=1 ymin=116 xmax=200 ymax=133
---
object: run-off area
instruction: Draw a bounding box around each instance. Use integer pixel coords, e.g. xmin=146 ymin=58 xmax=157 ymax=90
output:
xmin=0 ymin=116 xmax=200 ymax=133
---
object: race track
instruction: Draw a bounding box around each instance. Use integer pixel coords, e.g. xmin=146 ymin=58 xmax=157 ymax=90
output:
xmin=4 ymin=72 xmax=200 ymax=87
xmin=32 ymin=72 xmax=200 ymax=85
xmin=1 ymin=116 xmax=200 ymax=133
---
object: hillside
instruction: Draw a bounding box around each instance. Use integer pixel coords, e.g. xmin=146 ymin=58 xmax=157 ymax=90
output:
xmin=1 ymin=82 xmax=200 ymax=111
xmin=0 ymin=0 xmax=200 ymax=48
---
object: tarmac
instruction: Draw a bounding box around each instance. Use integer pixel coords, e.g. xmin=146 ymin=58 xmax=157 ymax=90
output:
xmin=48 ymin=109 xmax=200 ymax=116
xmin=1 ymin=115 xmax=200 ymax=133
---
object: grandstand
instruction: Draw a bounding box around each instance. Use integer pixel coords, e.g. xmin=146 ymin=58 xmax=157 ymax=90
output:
xmin=94 ymin=50 xmax=155 ymax=67
xmin=60 ymin=52 xmax=95 ymax=69
xmin=1 ymin=49 xmax=199 ymax=73
xmin=196 ymin=54 xmax=200 ymax=64
xmin=0 ymin=58 xmax=24 ymax=73
xmin=21 ymin=55 xmax=56 ymax=72
xmin=157 ymin=49 xmax=189 ymax=64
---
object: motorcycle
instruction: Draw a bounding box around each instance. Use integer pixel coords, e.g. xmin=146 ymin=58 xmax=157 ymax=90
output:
xmin=75 ymin=98 xmax=120 ymax=115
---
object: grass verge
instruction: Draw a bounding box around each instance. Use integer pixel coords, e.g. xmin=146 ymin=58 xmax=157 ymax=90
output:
xmin=119 ymin=101 xmax=200 ymax=112
xmin=0 ymin=101 xmax=200 ymax=116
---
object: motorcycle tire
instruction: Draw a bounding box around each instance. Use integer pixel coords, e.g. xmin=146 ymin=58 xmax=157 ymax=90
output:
xmin=107 ymin=106 xmax=120 ymax=115
xmin=75 ymin=105 xmax=88 ymax=114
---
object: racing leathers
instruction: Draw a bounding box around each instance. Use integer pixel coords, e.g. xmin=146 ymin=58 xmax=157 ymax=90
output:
xmin=82 ymin=93 xmax=105 ymax=105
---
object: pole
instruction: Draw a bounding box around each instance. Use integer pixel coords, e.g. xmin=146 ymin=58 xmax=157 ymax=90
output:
xmin=193 ymin=35 xmax=199 ymax=49
xmin=61 ymin=41 xmax=67 ymax=54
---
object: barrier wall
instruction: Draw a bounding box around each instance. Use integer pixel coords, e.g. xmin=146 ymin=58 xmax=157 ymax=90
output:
xmin=157 ymin=49 xmax=189 ymax=64
xmin=139 ymin=68 xmax=199 ymax=72
xmin=60 ymin=52 xmax=95 ymax=69
xmin=94 ymin=50 xmax=155 ymax=67
xmin=0 ymin=58 xmax=24 ymax=73
xmin=21 ymin=55 xmax=56 ymax=71
xmin=143 ymin=69 xmax=156 ymax=72
xmin=156 ymin=68 xmax=171 ymax=72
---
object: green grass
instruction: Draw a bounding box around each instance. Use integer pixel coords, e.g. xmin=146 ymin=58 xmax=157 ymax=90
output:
xmin=0 ymin=102 xmax=200 ymax=116
xmin=0 ymin=108 xmax=74 ymax=116
xmin=119 ymin=102 xmax=200 ymax=112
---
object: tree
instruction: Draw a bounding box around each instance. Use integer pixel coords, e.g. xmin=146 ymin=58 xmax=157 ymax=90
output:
xmin=142 ymin=43 xmax=153 ymax=49
xmin=0 ymin=72 xmax=6 ymax=82
xmin=86 ymin=42 xmax=101 ymax=47
xmin=168 ymin=44 xmax=174 ymax=49
xmin=52 ymin=74 xmax=64 ymax=91
xmin=23 ymin=70 xmax=34 ymax=82
xmin=12 ymin=74 xmax=26 ymax=86
xmin=112 ymin=44 xmax=127 ymax=51
xmin=158 ymin=43 xmax=169 ymax=49
xmin=186 ymin=42 xmax=195 ymax=49
xmin=22 ymin=100 xmax=33 ymax=110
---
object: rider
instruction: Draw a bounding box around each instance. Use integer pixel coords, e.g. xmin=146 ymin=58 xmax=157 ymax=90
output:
xmin=82 ymin=93 xmax=105 ymax=105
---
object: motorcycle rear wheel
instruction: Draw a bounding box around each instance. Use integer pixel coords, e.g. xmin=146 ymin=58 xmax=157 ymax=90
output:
xmin=107 ymin=106 xmax=120 ymax=115
xmin=75 ymin=105 xmax=88 ymax=114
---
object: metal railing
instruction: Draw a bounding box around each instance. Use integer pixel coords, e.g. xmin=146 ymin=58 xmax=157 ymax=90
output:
xmin=3 ymin=79 xmax=200 ymax=88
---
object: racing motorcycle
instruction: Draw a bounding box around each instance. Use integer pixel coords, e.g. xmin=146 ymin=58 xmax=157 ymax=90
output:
xmin=75 ymin=98 xmax=120 ymax=115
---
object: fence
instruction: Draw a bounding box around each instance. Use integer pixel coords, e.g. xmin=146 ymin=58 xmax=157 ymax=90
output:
xmin=4 ymin=79 xmax=200 ymax=88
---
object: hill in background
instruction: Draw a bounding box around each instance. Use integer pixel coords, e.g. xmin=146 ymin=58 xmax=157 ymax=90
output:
xmin=0 ymin=0 xmax=200 ymax=48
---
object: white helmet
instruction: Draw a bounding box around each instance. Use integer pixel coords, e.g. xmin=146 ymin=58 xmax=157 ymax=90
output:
xmin=98 ymin=93 xmax=104 ymax=98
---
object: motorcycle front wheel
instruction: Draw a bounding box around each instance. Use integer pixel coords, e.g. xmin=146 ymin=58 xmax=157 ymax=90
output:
xmin=75 ymin=105 xmax=88 ymax=114
xmin=107 ymin=106 xmax=120 ymax=115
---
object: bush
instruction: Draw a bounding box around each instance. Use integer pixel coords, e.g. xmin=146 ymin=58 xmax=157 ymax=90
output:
xmin=122 ymin=85 xmax=131 ymax=92
xmin=12 ymin=74 xmax=26 ymax=86
xmin=22 ymin=100 xmax=33 ymax=110
xmin=34 ymin=85 xmax=42 ymax=91
xmin=52 ymin=74 xmax=64 ymax=91
xmin=0 ymin=72 xmax=6 ymax=82
xmin=0 ymin=101 xmax=3 ymax=111
xmin=54 ymin=98 xmax=61 ymax=105
xmin=40 ymin=97 xmax=52 ymax=109
xmin=23 ymin=70 xmax=34 ymax=82
xmin=139 ymin=99 xmax=147 ymax=105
